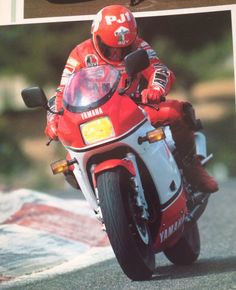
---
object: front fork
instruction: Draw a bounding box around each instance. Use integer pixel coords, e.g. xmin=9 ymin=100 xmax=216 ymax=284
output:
xmin=126 ymin=153 xmax=149 ymax=220
xmin=92 ymin=152 xmax=149 ymax=224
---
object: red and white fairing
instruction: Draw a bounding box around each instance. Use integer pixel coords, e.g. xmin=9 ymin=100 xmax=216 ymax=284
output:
xmin=57 ymin=64 xmax=187 ymax=252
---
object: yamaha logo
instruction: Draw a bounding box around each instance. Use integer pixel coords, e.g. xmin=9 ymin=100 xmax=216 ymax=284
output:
xmin=80 ymin=108 xmax=103 ymax=120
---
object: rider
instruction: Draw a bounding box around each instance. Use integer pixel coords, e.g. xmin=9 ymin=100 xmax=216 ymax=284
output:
xmin=45 ymin=5 xmax=218 ymax=194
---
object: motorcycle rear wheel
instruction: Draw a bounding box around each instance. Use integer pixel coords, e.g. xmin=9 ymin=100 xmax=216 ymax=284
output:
xmin=163 ymin=222 xmax=200 ymax=265
xmin=97 ymin=167 xmax=155 ymax=281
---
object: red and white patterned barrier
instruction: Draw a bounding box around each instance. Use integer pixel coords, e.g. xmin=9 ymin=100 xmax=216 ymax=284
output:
xmin=0 ymin=189 xmax=112 ymax=285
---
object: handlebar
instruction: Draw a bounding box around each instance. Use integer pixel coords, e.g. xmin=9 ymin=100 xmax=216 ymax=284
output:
xmin=46 ymin=139 xmax=53 ymax=146
xmin=135 ymin=95 xmax=166 ymax=110
xmin=147 ymin=96 xmax=166 ymax=104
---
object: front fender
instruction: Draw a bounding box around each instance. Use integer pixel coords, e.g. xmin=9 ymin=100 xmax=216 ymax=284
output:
xmin=93 ymin=159 xmax=136 ymax=186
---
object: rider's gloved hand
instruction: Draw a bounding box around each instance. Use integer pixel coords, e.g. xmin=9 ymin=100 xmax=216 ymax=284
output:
xmin=141 ymin=87 xmax=165 ymax=104
xmin=45 ymin=125 xmax=58 ymax=141
xmin=45 ymin=112 xmax=59 ymax=141
xmin=45 ymin=96 xmax=59 ymax=141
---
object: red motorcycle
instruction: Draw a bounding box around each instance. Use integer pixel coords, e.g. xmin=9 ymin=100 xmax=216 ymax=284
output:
xmin=22 ymin=49 xmax=212 ymax=281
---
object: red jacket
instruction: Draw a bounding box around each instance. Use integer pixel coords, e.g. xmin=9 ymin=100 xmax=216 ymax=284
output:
xmin=45 ymin=37 xmax=176 ymax=139
xmin=54 ymin=37 xmax=175 ymax=111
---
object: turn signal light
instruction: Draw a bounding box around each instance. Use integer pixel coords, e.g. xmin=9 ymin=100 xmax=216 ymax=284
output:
xmin=51 ymin=159 xmax=69 ymax=175
xmin=138 ymin=128 xmax=165 ymax=144
xmin=50 ymin=159 xmax=77 ymax=175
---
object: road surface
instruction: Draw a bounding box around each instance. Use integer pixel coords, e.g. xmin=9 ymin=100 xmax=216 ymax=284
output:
xmin=1 ymin=179 xmax=236 ymax=289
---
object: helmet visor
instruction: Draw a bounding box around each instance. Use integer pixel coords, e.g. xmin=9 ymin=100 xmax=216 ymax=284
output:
xmin=97 ymin=36 xmax=135 ymax=62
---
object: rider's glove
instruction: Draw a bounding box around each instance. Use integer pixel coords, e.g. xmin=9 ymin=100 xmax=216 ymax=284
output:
xmin=141 ymin=87 xmax=165 ymax=104
xmin=44 ymin=95 xmax=59 ymax=141
xmin=45 ymin=109 xmax=59 ymax=141
xmin=45 ymin=123 xmax=58 ymax=141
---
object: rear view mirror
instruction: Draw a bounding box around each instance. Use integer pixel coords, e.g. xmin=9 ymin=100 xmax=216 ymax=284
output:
xmin=21 ymin=87 xmax=48 ymax=108
xmin=124 ymin=49 xmax=150 ymax=77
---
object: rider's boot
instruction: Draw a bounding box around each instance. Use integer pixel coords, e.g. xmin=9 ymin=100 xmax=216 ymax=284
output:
xmin=172 ymin=129 xmax=219 ymax=193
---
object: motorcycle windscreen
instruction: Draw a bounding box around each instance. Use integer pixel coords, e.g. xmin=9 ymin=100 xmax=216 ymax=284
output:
xmin=63 ymin=65 xmax=120 ymax=113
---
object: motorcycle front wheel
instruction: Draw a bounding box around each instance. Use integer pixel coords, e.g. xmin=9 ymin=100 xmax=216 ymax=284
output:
xmin=97 ymin=167 xmax=155 ymax=281
xmin=163 ymin=222 xmax=200 ymax=265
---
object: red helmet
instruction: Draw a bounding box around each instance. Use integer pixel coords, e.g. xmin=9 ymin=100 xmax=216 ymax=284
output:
xmin=91 ymin=5 xmax=138 ymax=64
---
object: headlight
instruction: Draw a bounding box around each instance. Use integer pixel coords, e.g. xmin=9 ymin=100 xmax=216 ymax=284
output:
xmin=80 ymin=116 xmax=115 ymax=145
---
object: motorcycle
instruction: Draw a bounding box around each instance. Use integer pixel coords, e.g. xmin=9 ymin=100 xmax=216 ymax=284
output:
xmin=21 ymin=49 xmax=213 ymax=281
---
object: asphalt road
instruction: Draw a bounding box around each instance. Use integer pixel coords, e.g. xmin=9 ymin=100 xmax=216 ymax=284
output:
xmin=3 ymin=179 xmax=236 ymax=290
xmin=24 ymin=0 xmax=236 ymax=18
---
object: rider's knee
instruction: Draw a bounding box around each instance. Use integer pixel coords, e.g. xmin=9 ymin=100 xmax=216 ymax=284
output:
xmin=160 ymin=100 xmax=184 ymax=124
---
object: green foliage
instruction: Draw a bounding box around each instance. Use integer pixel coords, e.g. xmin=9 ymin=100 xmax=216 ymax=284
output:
xmin=137 ymin=11 xmax=233 ymax=90
xmin=0 ymin=21 xmax=90 ymax=86
xmin=150 ymin=33 xmax=233 ymax=90
xmin=204 ymin=113 xmax=236 ymax=177
xmin=0 ymin=10 xmax=233 ymax=90
xmin=0 ymin=120 xmax=31 ymax=176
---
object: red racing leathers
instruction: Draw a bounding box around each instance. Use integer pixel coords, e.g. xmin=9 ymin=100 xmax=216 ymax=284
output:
xmin=45 ymin=37 xmax=175 ymax=139
xmin=45 ymin=37 xmax=218 ymax=193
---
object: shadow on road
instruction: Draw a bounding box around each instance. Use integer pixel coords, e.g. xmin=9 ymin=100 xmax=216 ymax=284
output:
xmin=152 ymin=256 xmax=236 ymax=280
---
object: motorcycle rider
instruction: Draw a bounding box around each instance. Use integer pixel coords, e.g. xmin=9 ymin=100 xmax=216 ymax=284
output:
xmin=45 ymin=5 xmax=218 ymax=194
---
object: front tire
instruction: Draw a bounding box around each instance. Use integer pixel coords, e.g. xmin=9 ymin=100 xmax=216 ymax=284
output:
xmin=164 ymin=222 xmax=200 ymax=265
xmin=97 ymin=168 xmax=155 ymax=281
